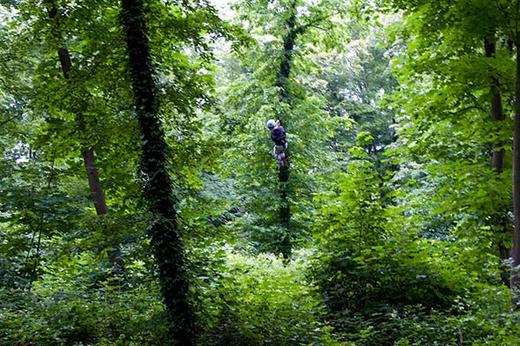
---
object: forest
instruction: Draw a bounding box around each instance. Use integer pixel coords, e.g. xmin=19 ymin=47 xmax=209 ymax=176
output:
xmin=2 ymin=0 xmax=520 ymax=345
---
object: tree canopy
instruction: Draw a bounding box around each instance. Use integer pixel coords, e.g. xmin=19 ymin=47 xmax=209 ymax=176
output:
xmin=1 ymin=0 xmax=520 ymax=345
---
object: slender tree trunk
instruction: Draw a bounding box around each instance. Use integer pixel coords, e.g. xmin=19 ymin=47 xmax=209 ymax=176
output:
xmin=278 ymin=164 xmax=290 ymax=259
xmin=485 ymin=37 xmax=506 ymax=171
xmin=276 ymin=13 xmax=297 ymax=101
xmin=511 ymin=33 xmax=520 ymax=308
xmin=484 ymin=36 xmax=510 ymax=285
xmin=121 ymin=0 xmax=195 ymax=343
xmin=82 ymin=148 xmax=109 ymax=215
xmin=59 ymin=48 xmax=108 ymax=215
xmin=274 ymin=2 xmax=300 ymax=260
xmin=46 ymin=2 xmax=109 ymax=217
xmin=46 ymin=1 xmax=126 ymax=281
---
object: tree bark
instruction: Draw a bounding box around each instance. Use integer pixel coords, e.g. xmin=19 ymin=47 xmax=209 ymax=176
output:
xmin=485 ymin=37 xmax=506 ymax=172
xmin=81 ymin=148 xmax=108 ymax=215
xmin=278 ymin=164 xmax=290 ymax=259
xmin=46 ymin=1 xmax=127 ymax=282
xmin=484 ymin=36 xmax=510 ymax=285
xmin=46 ymin=1 xmax=109 ymax=217
xmin=276 ymin=12 xmax=297 ymax=101
xmin=121 ymin=0 xmax=195 ymax=342
xmin=511 ymin=33 xmax=520 ymax=308
xmin=274 ymin=1 xmax=300 ymax=260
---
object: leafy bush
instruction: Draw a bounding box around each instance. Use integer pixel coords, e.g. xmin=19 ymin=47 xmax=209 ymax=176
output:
xmin=195 ymin=244 xmax=341 ymax=345
xmin=312 ymin=233 xmax=473 ymax=345
xmin=315 ymin=238 xmax=466 ymax=315
xmin=0 ymin=251 xmax=168 ymax=345
xmin=310 ymin=145 xmax=520 ymax=345
xmin=1 ymin=242 xmax=344 ymax=345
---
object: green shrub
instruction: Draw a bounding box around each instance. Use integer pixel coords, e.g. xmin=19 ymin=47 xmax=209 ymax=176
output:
xmin=0 ymin=252 xmax=168 ymax=345
xmin=195 ymin=245 xmax=341 ymax=345
xmin=309 ymin=150 xmax=520 ymax=345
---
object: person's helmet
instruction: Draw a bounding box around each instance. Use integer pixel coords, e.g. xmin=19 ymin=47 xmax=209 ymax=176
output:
xmin=266 ymin=119 xmax=276 ymax=130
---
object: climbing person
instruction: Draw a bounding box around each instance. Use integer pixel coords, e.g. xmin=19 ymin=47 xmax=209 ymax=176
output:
xmin=266 ymin=119 xmax=288 ymax=167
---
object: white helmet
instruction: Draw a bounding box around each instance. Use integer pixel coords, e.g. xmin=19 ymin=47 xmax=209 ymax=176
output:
xmin=266 ymin=119 xmax=276 ymax=129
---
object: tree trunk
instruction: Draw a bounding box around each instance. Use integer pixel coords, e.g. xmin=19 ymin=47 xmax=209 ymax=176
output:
xmin=45 ymin=0 xmax=127 ymax=281
xmin=484 ymin=36 xmax=510 ymax=285
xmin=81 ymin=148 xmax=109 ymax=215
xmin=273 ymin=2 xmax=299 ymax=260
xmin=511 ymin=33 xmax=520 ymax=308
xmin=485 ymin=37 xmax=506 ymax=172
xmin=278 ymin=164 xmax=291 ymax=259
xmin=121 ymin=0 xmax=195 ymax=343
xmin=276 ymin=13 xmax=297 ymax=101
xmin=46 ymin=1 xmax=109 ymax=217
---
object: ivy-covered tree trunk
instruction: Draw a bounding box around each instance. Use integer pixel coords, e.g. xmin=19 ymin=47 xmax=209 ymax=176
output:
xmin=46 ymin=2 xmax=109 ymax=217
xmin=276 ymin=8 xmax=298 ymax=101
xmin=512 ymin=33 xmax=520 ymax=308
xmin=121 ymin=0 xmax=195 ymax=343
xmin=484 ymin=35 xmax=510 ymax=285
xmin=274 ymin=2 xmax=300 ymax=260
xmin=485 ymin=36 xmax=506 ymax=173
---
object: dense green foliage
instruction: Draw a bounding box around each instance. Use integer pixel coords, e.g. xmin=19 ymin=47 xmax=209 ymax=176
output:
xmin=2 ymin=0 xmax=520 ymax=345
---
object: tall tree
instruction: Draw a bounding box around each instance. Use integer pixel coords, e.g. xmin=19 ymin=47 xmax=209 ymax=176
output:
xmin=381 ymin=0 xmax=520 ymax=305
xmin=381 ymin=0 xmax=514 ymax=276
xmin=274 ymin=0 xmax=299 ymax=259
xmin=484 ymin=34 xmax=510 ymax=282
xmin=225 ymin=0 xmax=349 ymax=259
xmin=120 ymin=0 xmax=195 ymax=342
xmin=512 ymin=25 xmax=520 ymax=305
xmin=274 ymin=0 xmax=351 ymax=258
xmin=44 ymin=0 xmax=108 ymax=216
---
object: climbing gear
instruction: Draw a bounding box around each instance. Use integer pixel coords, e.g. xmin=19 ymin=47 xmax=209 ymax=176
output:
xmin=273 ymin=144 xmax=288 ymax=168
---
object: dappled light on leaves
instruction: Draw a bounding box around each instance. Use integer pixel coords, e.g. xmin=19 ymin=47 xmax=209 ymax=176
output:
xmin=1 ymin=0 xmax=520 ymax=344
